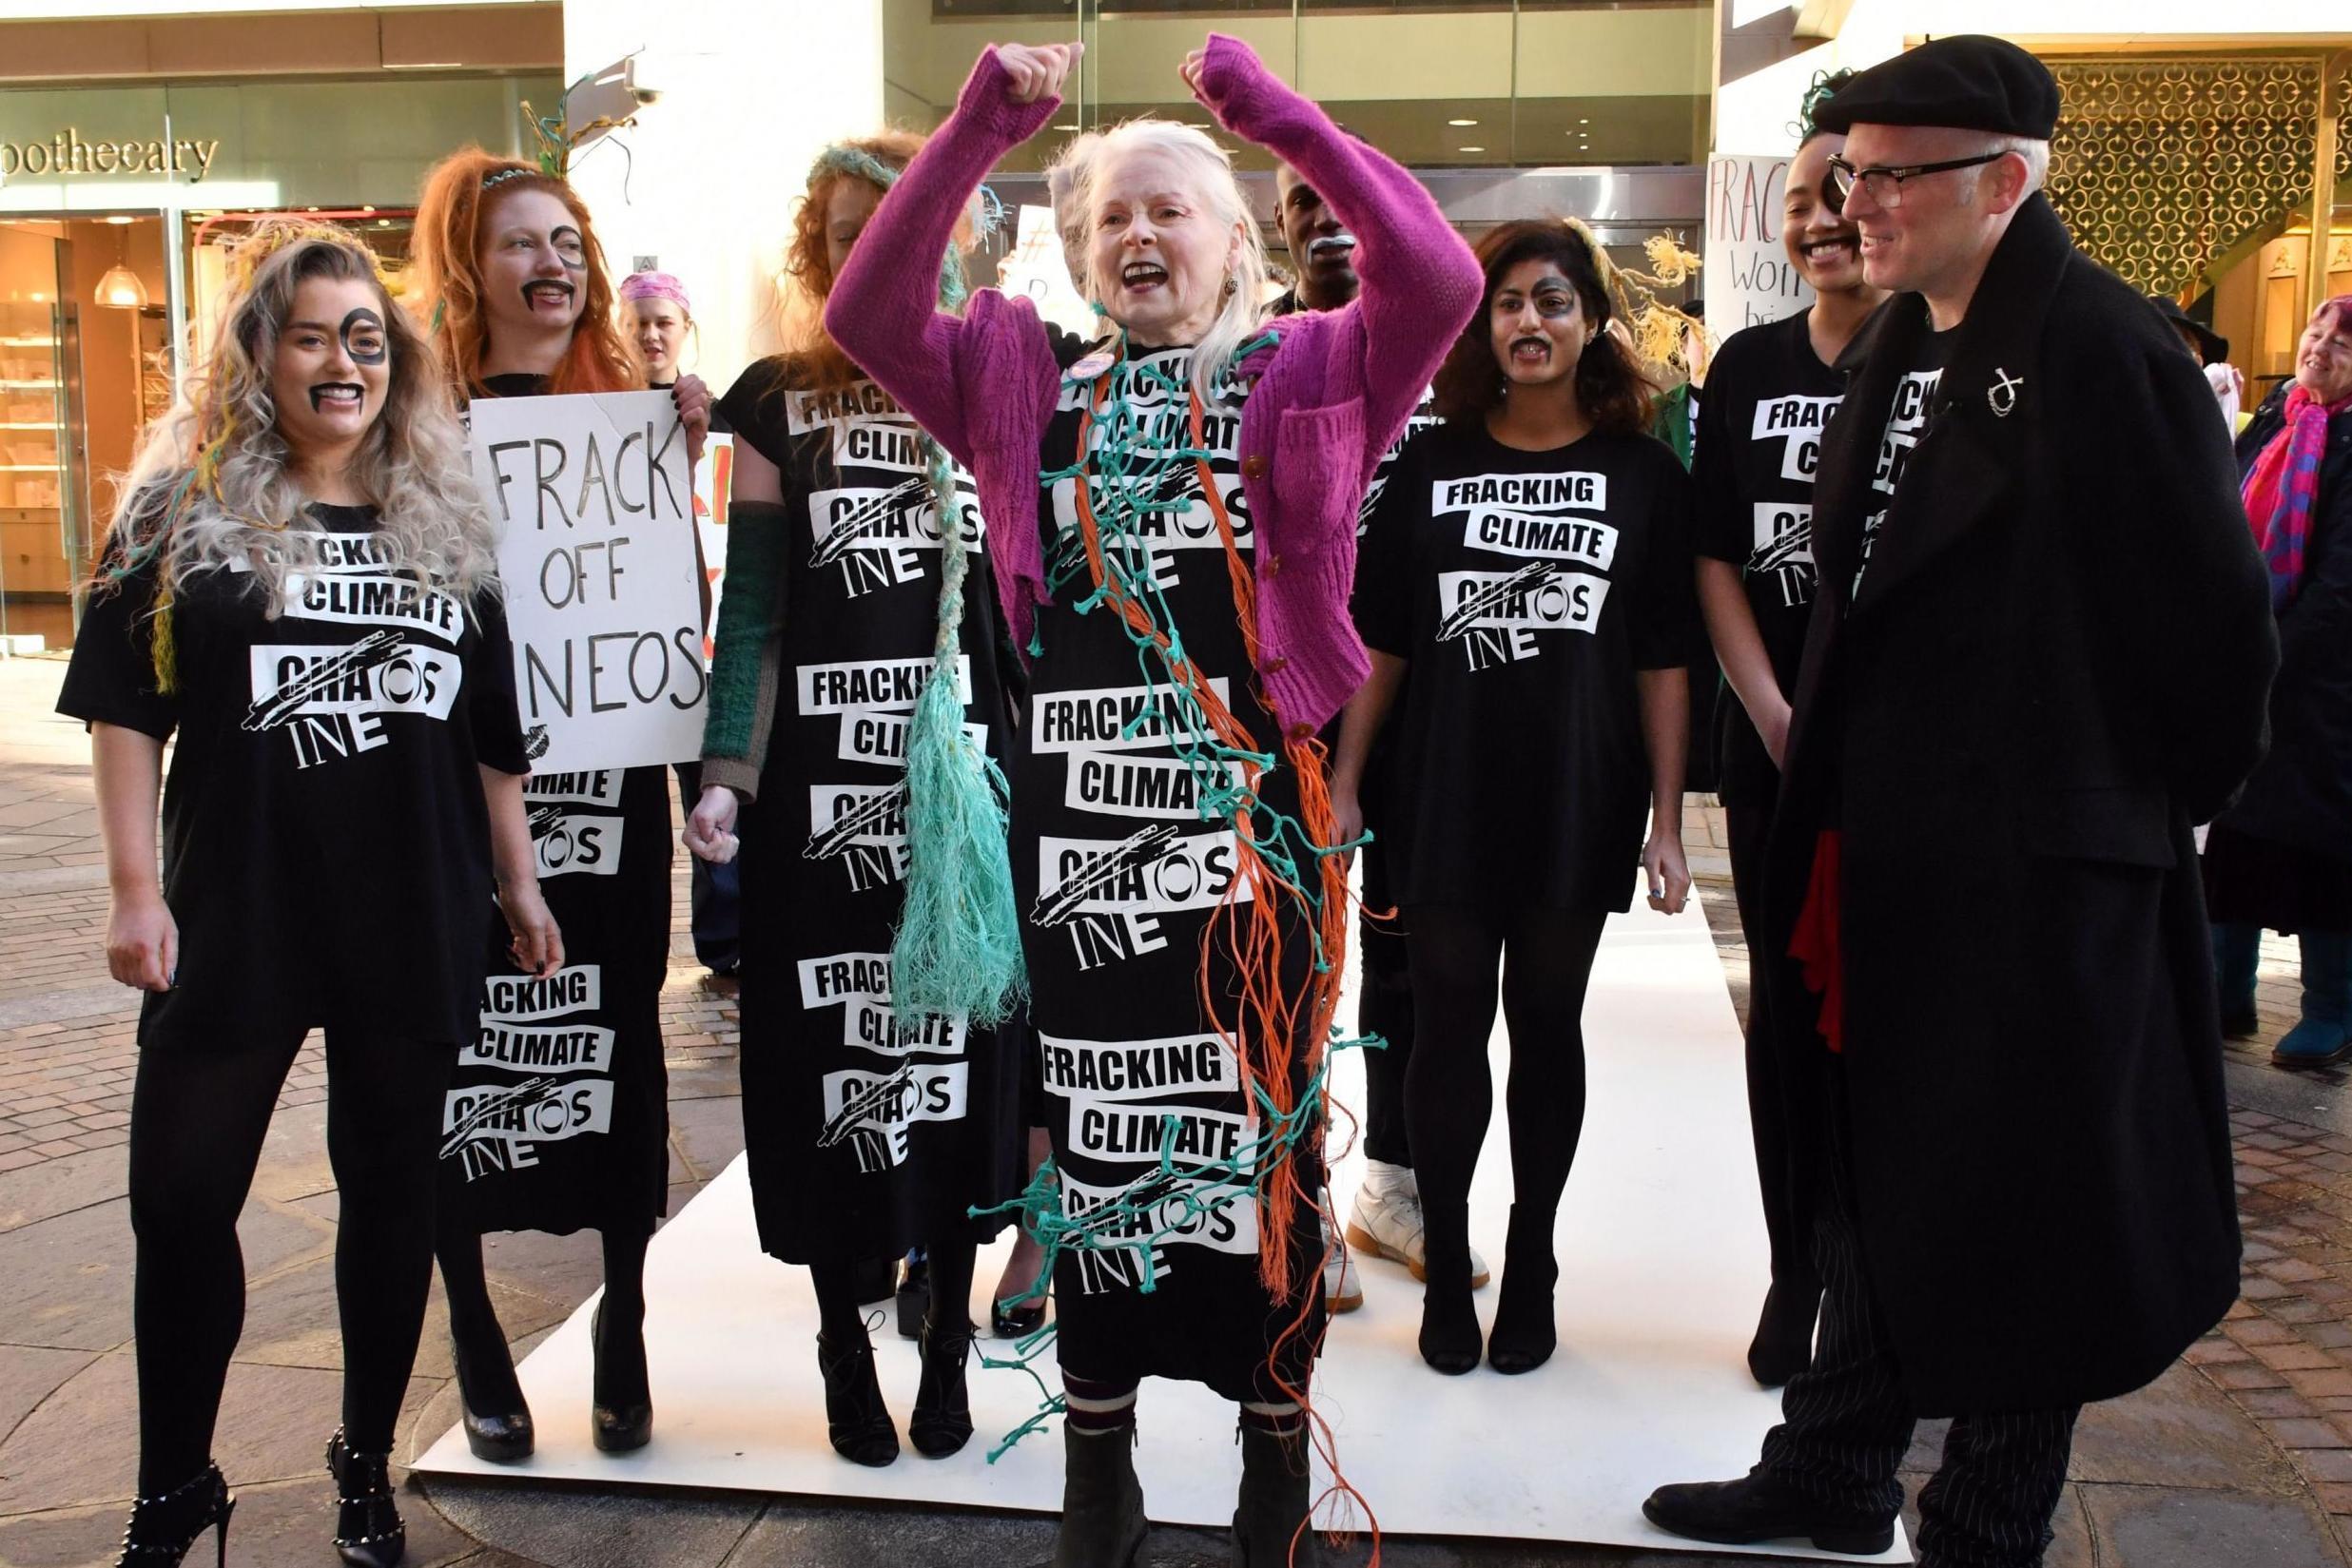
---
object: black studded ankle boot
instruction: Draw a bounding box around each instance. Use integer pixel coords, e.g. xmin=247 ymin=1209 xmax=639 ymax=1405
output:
xmin=324 ymin=1428 xmax=404 ymax=1568
xmin=113 ymin=1462 xmax=233 ymax=1567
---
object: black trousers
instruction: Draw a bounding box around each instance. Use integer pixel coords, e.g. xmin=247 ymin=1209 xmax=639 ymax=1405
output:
xmin=1759 ymin=1080 xmax=2079 ymax=1568
xmin=127 ymin=1025 xmax=454 ymax=1491
xmin=1356 ymin=832 xmax=1413 ymax=1168
xmin=1726 ymin=795 xmax=1822 ymax=1307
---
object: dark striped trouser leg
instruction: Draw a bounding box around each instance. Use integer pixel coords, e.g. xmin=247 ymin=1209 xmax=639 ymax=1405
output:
xmin=1914 ymin=1404 xmax=2079 ymax=1568
xmin=1756 ymin=1150 xmax=1911 ymax=1520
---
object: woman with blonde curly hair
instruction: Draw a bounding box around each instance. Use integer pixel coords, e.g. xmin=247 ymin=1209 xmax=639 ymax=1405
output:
xmin=61 ymin=220 xmax=559 ymax=1568
xmin=405 ymin=147 xmax=710 ymax=1466
xmin=681 ymin=129 xmax=1027 ymax=1468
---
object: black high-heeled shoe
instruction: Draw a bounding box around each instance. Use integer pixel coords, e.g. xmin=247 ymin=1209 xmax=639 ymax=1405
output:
xmin=324 ymin=1427 xmax=404 ymax=1568
xmin=113 ymin=1462 xmax=233 ymax=1567
xmin=451 ymin=1334 xmax=534 ymax=1463
xmin=909 ymin=1318 xmax=975 ymax=1458
xmin=816 ymin=1331 xmax=901 ymax=1466
xmin=896 ymin=1248 xmax=931 ymax=1341
xmin=592 ymin=1300 xmax=653 ymax=1453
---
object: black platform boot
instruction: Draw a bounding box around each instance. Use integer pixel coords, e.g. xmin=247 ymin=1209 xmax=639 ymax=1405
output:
xmin=113 ymin=1462 xmax=233 ymax=1567
xmin=1232 ymin=1423 xmax=1322 ymax=1566
xmin=816 ymin=1331 xmax=900 ymax=1467
xmin=909 ymin=1317 xmax=975 ymax=1458
xmin=1487 ymin=1203 xmax=1559 ymax=1375
xmin=324 ymin=1428 xmax=405 ymax=1568
xmin=446 ymin=1316 xmax=535 ymax=1466
xmin=592 ymin=1299 xmax=653 ymax=1453
xmin=1048 ymin=1422 xmax=1148 ymax=1568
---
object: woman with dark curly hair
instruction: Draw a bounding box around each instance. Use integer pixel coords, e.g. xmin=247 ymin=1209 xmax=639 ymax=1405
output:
xmin=1333 ymin=217 xmax=1702 ymax=1378
xmin=682 ymin=130 xmax=1026 ymax=1469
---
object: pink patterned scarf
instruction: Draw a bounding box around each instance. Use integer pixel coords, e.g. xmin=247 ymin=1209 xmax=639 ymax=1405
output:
xmin=2243 ymin=381 xmax=2352 ymax=610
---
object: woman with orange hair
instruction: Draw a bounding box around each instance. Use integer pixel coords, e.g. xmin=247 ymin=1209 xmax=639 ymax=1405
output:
xmin=407 ymin=148 xmax=710 ymax=1463
xmin=681 ymin=132 xmax=1026 ymax=1468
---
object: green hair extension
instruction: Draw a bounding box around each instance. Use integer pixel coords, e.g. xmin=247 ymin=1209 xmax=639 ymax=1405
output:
xmin=816 ymin=140 xmax=1028 ymax=1025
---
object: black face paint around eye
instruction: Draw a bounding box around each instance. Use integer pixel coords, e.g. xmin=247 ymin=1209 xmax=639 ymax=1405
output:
xmin=551 ymin=227 xmax=588 ymax=273
xmin=339 ymin=308 xmax=387 ymax=367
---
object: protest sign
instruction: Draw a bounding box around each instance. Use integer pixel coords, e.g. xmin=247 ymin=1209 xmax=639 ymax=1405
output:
xmin=1705 ymin=153 xmax=1817 ymax=333
xmin=470 ymin=390 xmax=709 ymax=771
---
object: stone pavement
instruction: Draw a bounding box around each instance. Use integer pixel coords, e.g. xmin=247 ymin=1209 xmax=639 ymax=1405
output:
xmin=0 ymin=648 xmax=2345 ymax=1568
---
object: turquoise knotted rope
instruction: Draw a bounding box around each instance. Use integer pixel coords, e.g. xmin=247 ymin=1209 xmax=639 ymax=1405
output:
xmin=809 ymin=144 xmax=1026 ymax=1026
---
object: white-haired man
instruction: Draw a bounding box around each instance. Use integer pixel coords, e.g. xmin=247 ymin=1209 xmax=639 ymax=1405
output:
xmin=1645 ymin=35 xmax=2277 ymax=1567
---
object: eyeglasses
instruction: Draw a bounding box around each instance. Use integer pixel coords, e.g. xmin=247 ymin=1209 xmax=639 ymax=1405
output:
xmin=1823 ymin=151 xmax=2008 ymax=213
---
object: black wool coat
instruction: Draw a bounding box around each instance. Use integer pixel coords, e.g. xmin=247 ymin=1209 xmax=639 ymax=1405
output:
xmin=2215 ymin=387 xmax=2352 ymax=863
xmin=1757 ymin=194 xmax=2280 ymax=1415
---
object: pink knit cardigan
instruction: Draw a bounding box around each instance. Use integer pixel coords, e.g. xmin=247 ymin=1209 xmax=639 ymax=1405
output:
xmin=826 ymin=36 xmax=1479 ymax=734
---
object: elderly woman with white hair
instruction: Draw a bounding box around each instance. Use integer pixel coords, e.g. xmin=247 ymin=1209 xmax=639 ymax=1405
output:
xmin=828 ymin=33 xmax=1477 ymax=1567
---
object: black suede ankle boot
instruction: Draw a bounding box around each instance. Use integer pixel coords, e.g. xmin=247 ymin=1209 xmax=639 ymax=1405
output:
xmin=1232 ymin=1423 xmax=1322 ymax=1566
xmin=1048 ymin=1421 xmax=1147 ymax=1568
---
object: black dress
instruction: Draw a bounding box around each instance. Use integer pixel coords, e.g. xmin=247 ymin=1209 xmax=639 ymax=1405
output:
xmin=1355 ymin=422 xmax=1701 ymax=912
xmin=709 ymin=360 xmax=1024 ymax=1263
xmin=1019 ymin=345 xmax=1324 ymax=1403
xmin=438 ymin=372 xmax=672 ymax=1236
xmin=60 ymin=503 xmax=526 ymax=1050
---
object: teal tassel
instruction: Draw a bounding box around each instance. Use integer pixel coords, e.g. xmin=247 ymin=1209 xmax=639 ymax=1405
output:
xmin=890 ymin=444 xmax=1027 ymax=1029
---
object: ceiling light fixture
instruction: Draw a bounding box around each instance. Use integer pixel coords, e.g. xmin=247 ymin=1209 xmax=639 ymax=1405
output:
xmin=1448 ymin=118 xmax=1478 ymax=127
xmin=94 ymin=224 xmax=146 ymax=310
xmin=1458 ymin=145 xmax=1486 ymax=153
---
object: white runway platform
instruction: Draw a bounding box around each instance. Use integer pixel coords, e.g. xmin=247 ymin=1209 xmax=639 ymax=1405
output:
xmin=417 ymin=895 xmax=1911 ymax=1561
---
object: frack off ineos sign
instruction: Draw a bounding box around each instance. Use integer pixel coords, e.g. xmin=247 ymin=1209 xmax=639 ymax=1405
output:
xmin=469 ymin=391 xmax=709 ymax=772
xmin=0 ymin=126 xmax=220 ymax=180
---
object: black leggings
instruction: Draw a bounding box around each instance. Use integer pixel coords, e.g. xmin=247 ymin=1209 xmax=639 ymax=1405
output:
xmin=1401 ymin=902 xmax=1608 ymax=1272
xmin=127 ymin=1027 xmax=454 ymax=1492
xmin=810 ymin=1241 xmax=979 ymax=1343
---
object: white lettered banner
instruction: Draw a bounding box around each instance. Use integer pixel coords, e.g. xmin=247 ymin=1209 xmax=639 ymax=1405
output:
xmin=1704 ymin=153 xmax=1817 ymax=333
xmin=470 ymin=391 xmax=709 ymax=771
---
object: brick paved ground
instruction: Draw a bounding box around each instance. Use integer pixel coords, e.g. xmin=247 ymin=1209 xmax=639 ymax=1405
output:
xmin=1 ymin=650 xmax=2348 ymax=1567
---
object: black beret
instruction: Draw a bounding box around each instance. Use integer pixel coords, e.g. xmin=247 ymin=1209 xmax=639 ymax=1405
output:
xmin=1814 ymin=35 xmax=2059 ymax=141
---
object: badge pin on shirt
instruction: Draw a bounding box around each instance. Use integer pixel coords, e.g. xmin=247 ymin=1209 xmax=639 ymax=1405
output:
xmin=1989 ymin=368 xmax=2024 ymax=418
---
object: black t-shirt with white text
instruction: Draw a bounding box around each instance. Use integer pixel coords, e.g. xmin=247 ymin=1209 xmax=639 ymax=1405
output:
xmin=1356 ymin=421 xmax=1702 ymax=911
xmin=1693 ymin=308 xmax=1847 ymax=803
xmin=59 ymin=503 xmax=525 ymax=1049
xmin=1853 ymin=328 xmax=1952 ymax=593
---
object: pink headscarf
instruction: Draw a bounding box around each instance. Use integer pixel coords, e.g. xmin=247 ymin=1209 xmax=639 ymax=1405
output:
xmin=620 ymin=271 xmax=691 ymax=316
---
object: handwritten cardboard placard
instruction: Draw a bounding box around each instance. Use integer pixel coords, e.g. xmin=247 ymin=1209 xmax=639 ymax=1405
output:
xmin=470 ymin=390 xmax=709 ymax=772
xmin=1705 ymin=153 xmax=1817 ymax=333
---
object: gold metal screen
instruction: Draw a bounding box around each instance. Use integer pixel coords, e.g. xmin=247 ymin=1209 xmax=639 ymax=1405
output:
xmin=2048 ymin=58 xmax=2323 ymax=300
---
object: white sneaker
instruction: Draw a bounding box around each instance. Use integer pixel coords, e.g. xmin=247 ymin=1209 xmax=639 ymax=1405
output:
xmin=1346 ymin=1161 xmax=1489 ymax=1288
xmin=1321 ymin=1197 xmax=1364 ymax=1312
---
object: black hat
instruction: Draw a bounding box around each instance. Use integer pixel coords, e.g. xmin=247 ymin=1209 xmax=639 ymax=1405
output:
xmin=1813 ymin=35 xmax=2060 ymax=141
xmin=2148 ymin=294 xmax=2228 ymax=366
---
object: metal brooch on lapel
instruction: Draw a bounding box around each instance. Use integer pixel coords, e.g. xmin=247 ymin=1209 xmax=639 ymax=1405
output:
xmin=1989 ymin=367 xmax=2025 ymax=418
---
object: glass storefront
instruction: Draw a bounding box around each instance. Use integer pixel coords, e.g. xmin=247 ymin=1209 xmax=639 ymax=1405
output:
xmin=883 ymin=0 xmax=1714 ymax=174
xmin=0 ymin=70 xmax=557 ymax=648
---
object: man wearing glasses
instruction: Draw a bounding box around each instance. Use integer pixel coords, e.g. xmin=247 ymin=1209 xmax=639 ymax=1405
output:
xmin=1647 ymin=35 xmax=2277 ymax=1568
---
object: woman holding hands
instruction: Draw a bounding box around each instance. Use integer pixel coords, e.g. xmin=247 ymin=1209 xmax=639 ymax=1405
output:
xmin=827 ymin=35 xmax=1477 ymax=1566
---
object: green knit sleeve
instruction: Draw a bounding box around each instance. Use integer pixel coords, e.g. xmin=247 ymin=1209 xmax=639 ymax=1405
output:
xmin=699 ymin=498 xmax=790 ymax=800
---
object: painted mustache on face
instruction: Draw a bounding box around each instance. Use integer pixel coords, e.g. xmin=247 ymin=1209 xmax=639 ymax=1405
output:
xmin=1509 ymin=334 xmax=1553 ymax=360
xmin=522 ymin=280 xmax=576 ymax=310
xmin=1307 ymin=234 xmax=1357 ymax=262
xmin=308 ymin=382 xmax=366 ymax=413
